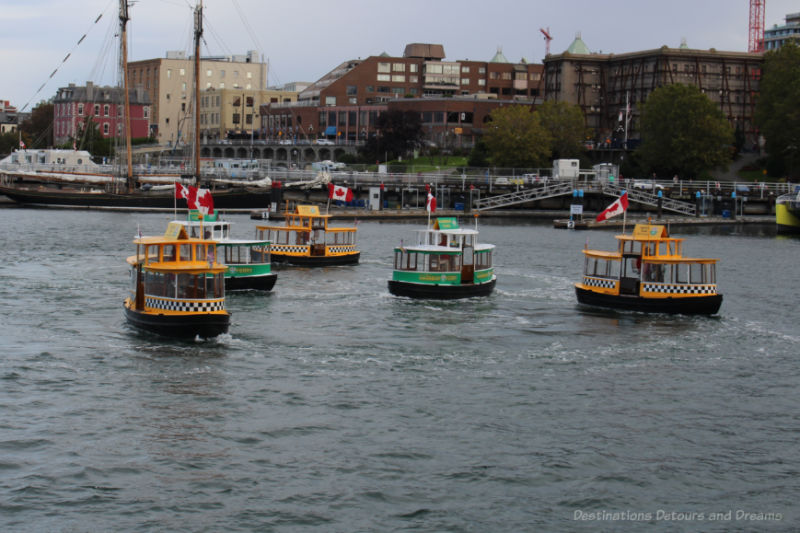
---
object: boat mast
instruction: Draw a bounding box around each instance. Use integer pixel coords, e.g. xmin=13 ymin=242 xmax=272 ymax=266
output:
xmin=193 ymin=1 xmax=203 ymax=182
xmin=119 ymin=0 xmax=134 ymax=191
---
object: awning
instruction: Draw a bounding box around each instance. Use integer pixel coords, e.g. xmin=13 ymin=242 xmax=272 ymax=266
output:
xmin=324 ymin=126 xmax=337 ymax=136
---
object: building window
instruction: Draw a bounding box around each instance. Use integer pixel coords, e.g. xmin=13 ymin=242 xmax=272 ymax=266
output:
xmin=346 ymin=85 xmax=357 ymax=95
xmin=78 ymin=104 xmax=84 ymax=115
xmin=247 ymin=71 xmax=252 ymax=79
xmin=325 ymin=96 xmax=336 ymax=106
xmin=462 ymin=66 xmax=470 ymax=73
xmin=167 ymin=69 xmax=172 ymax=79
xmin=478 ymin=79 xmax=486 ymax=86
xmin=479 ymin=67 xmax=486 ymax=74
xmin=378 ymin=62 xmax=390 ymax=73
xmin=410 ymin=64 xmax=418 ymax=73
xmin=206 ymin=82 xmax=212 ymax=89
xmin=104 ymin=104 xmax=110 ymax=116
xmin=502 ymin=72 xmax=512 ymax=80
xmin=377 ymin=74 xmax=390 ymax=82
xmin=393 ymin=63 xmax=405 ymax=72
xmin=180 ymin=68 xmax=185 ymax=76
xmin=349 ymin=97 xmax=357 ymax=104
xmin=410 ymin=76 xmax=418 ymax=83
xmin=392 ymin=75 xmax=405 ymax=83
xmin=219 ymin=83 xmax=225 ymax=89
xmin=206 ymin=69 xmax=212 ymax=77
xmin=94 ymin=104 xmax=100 ymax=116
xmin=144 ymin=107 xmax=149 ymax=119
xmin=461 ymin=78 xmax=470 ymax=85
xmin=103 ymin=123 xmax=110 ymax=135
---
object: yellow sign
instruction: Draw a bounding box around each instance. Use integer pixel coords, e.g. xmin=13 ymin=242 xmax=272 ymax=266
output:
xmin=164 ymin=222 xmax=188 ymax=240
xmin=454 ymin=127 xmax=462 ymax=135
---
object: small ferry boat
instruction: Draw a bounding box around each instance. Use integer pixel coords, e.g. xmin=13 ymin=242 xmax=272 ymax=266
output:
xmin=575 ymin=223 xmax=722 ymax=314
xmin=124 ymin=222 xmax=230 ymax=338
xmin=775 ymin=187 xmax=800 ymax=234
xmin=388 ymin=216 xmax=496 ymax=299
xmin=175 ymin=210 xmax=277 ymax=291
xmin=254 ymin=204 xmax=359 ymax=266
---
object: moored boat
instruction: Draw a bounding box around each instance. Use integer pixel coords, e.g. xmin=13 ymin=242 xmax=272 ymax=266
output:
xmin=175 ymin=210 xmax=277 ymax=291
xmin=575 ymin=223 xmax=722 ymax=314
xmin=123 ymin=222 xmax=230 ymax=338
xmin=776 ymin=188 xmax=800 ymax=234
xmin=388 ymin=216 xmax=496 ymax=299
xmin=254 ymin=204 xmax=359 ymax=266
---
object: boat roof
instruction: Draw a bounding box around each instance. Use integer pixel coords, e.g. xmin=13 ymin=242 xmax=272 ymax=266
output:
xmin=132 ymin=222 xmax=215 ymax=245
xmin=420 ymin=217 xmax=479 ymax=235
xmin=616 ymin=223 xmax=684 ymax=242
xmin=291 ymin=205 xmax=329 ymax=218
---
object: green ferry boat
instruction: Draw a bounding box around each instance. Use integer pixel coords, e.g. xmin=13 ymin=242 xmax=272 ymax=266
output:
xmin=388 ymin=216 xmax=496 ymax=299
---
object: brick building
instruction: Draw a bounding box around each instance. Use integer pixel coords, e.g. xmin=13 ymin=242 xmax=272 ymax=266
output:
xmin=259 ymin=43 xmax=544 ymax=146
xmin=544 ymin=34 xmax=763 ymax=147
xmin=52 ymin=82 xmax=151 ymax=145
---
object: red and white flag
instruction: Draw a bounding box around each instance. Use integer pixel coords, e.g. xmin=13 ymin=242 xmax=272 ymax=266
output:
xmin=426 ymin=192 xmax=437 ymax=213
xmin=596 ymin=191 xmax=628 ymax=222
xmin=195 ymin=188 xmax=215 ymax=216
xmin=328 ymin=183 xmax=353 ymax=202
xmin=175 ymin=183 xmax=197 ymax=204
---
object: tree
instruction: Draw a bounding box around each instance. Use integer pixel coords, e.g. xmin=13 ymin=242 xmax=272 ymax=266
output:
xmin=361 ymin=110 xmax=423 ymax=162
xmin=637 ymin=84 xmax=733 ymax=178
xmin=483 ymin=105 xmax=552 ymax=168
xmin=535 ymin=100 xmax=587 ymax=159
xmin=754 ymin=41 xmax=800 ymax=179
xmin=19 ymin=102 xmax=53 ymax=148
xmin=0 ymin=131 xmax=21 ymax=156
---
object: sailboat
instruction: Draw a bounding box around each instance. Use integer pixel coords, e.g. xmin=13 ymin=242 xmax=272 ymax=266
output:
xmin=0 ymin=0 xmax=272 ymax=210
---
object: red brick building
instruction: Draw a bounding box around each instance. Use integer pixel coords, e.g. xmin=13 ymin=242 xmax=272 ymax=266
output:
xmin=53 ymin=82 xmax=151 ymax=145
xmin=259 ymin=44 xmax=543 ymax=147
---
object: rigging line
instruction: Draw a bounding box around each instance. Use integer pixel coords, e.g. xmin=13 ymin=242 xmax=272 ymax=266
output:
xmin=230 ymin=0 xmax=264 ymax=54
xmin=20 ymin=0 xmax=116 ymax=113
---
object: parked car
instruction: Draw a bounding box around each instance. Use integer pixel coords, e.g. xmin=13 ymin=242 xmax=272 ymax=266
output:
xmin=632 ymin=181 xmax=664 ymax=191
xmin=316 ymin=138 xmax=335 ymax=145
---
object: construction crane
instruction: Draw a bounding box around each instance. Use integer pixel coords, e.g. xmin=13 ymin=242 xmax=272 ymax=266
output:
xmin=748 ymin=0 xmax=765 ymax=52
xmin=540 ymin=27 xmax=553 ymax=56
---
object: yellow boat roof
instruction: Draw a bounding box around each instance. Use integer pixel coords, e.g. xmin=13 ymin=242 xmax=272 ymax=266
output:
xmin=616 ymin=224 xmax=683 ymax=242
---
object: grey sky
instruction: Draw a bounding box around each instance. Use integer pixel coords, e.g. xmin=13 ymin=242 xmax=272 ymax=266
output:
xmin=2 ymin=0 xmax=797 ymax=111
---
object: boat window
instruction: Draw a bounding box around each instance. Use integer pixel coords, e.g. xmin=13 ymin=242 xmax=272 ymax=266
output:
xmin=449 ymin=236 xmax=460 ymax=248
xmin=146 ymin=245 xmax=159 ymax=263
xmin=690 ymin=263 xmax=705 ymax=284
xmin=475 ymin=250 xmax=492 ymax=269
xmin=673 ymin=264 xmax=688 ymax=284
xmin=642 ymin=263 xmax=665 ymax=282
xmin=144 ymin=271 xmax=176 ymax=298
xmin=189 ymin=226 xmax=201 ymax=238
xmin=163 ymin=245 xmax=176 ymax=262
xmin=623 ymin=257 xmax=641 ymax=278
xmin=707 ymin=264 xmax=716 ymax=284
xmin=429 ymin=255 xmax=439 ymax=271
xmin=585 ymin=256 xmax=619 ymax=278
xmin=179 ymin=244 xmax=191 ymax=261
xmin=194 ymin=244 xmax=204 ymax=262
xmin=251 ymin=245 xmax=269 ymax=263
xmin=177 ymin=273 xmax=204 ymax=299
xmin=621 ymin=241 xmax=642 ymax=255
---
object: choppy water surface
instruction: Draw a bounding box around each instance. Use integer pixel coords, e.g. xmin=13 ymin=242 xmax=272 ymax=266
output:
xmin=0 ymin=208 xmax=798 ymax=532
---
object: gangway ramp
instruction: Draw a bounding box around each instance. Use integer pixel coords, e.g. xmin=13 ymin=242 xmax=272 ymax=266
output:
xmin=476 ymin=181 xmax=576 ymax=211
xmin=603 ymin=184 xmax=696 ymax=216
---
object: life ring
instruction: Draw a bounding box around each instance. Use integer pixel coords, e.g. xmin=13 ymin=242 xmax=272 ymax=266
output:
xmin=566 ymin=220 xmax=575 ymax=229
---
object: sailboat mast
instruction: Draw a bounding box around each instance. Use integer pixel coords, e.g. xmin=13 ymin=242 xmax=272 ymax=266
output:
xmin=119 ymin=0 xmax=134 ymax=190
xmin=193 ymin=1 xmax=203 ymax=181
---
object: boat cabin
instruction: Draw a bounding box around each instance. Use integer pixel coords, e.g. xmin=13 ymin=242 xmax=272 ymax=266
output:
xmin=581 ymin=223 xmax=718 ymax=298
xmin=255 ymin=205 xmax=357 ymax=258
xmin=393 ymin=217 xmax=494 ymax=285
xmin=127 ymin=223 xmax=227 ymax=311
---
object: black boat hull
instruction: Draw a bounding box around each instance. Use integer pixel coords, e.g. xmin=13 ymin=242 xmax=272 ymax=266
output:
xmin=226 ymin=273 xmax=277 ymax=291
xmin=388 ymin=278 xmax=496 ymax=299
xmin=123 ymin=305 xmax=230 ymax=338
xmin=0 ymin=185 xmax=271 ymax=210
xmin=272 ymin=252 xmax=360 ymax=267
xmin=575 ymin=286 xmax=723 ymax=315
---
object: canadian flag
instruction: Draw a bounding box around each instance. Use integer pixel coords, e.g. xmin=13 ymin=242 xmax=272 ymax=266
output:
xmin=175 ymin=183 xmax=197 ymax=204
xmin=195 ymin=188 xmax=215 ymax=216
xmin=328 ymin=183 xmax=353 ymax=202
xmin=426 ymin=192 xmax=437 ymax=213
xmin=596 ymin=191 xmax=629 ymax=222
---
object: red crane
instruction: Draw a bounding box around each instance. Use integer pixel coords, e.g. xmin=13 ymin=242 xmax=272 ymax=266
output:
xmin=540 ymin=27 xmax=553 ymax=56
xmin=748 ymin=0 xmax=765 ymax=52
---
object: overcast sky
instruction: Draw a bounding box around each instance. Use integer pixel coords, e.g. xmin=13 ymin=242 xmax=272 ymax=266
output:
xmin=2 ymin=0 xmax=797 ymax=111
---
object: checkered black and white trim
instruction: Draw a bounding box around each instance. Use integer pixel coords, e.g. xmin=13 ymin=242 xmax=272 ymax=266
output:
xmin=641 ymin=283 xmax=717 ymax=295
xmin=146 ymin=297 xmax=225 ymax=312
xmin=272 ymin=245 xmax=308 ymax=254
xmin=328 ymin=246 xmax=355 ymax=254
xmin=583 ymin=276 xmax=617 ymax=289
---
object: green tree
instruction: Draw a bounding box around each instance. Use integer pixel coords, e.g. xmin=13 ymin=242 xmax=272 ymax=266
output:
xmin=637 ymin=84 xmax=733 ymax=178
xmin=74 ymin=116 xmax=114 ymax=158
xmin=754 ymin=41 xmax=800 ymax=179
xmin=535 ymin=100 xmax=587 ymax=159
xmin=483 ymin=105 xmax=552 ymax=168
xmin=0 ymin=131 xmax=21 ymax=156
xmin=19 ymin=102 xmax=53 ymax=148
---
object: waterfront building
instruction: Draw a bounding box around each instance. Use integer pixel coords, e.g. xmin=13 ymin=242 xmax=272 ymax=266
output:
xmin=127 ymin=51 xmax=268 ymax=147
xmin=258 ymin=43 xmax=544 ymax=147
xmin=543 ymin=34 xmax=763 ymax=148
xmin=764 ymin=12 xmax=800 ymax=51
xmin=52 ymin=82 xmax=151 ymax=145
xmin=198 ymin=87 xmax=298 ymax=142
xmin=1 ymin=100 xmax=20 ymax=134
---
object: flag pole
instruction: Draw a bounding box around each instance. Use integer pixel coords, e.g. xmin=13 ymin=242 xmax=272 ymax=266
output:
xmin=173 ymin=183 xmax=177 ymax=220
xmin=622 ymin=191 xmax=627 ymax=234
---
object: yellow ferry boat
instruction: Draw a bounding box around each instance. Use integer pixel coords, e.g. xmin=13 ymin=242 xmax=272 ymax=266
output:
xmin=776 ymin=187 xmax=800 ymax=234
xmin=254 ymin=205 xmax=359 ymax=266
xmin=575 ymin=223 xmax=722 ymax=315
xmin=123 ymin=222 xmax=230 ymax=338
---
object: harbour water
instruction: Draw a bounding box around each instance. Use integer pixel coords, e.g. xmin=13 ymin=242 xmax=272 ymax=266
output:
xmin=0 ymin=208 xmax=798 ymax=532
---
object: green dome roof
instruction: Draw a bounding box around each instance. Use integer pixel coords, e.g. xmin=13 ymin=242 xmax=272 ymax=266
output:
xmin=566 ymin=32 xmax=591 ymax=55
xmin=490 ymin=46 xmax=509 ymax=63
